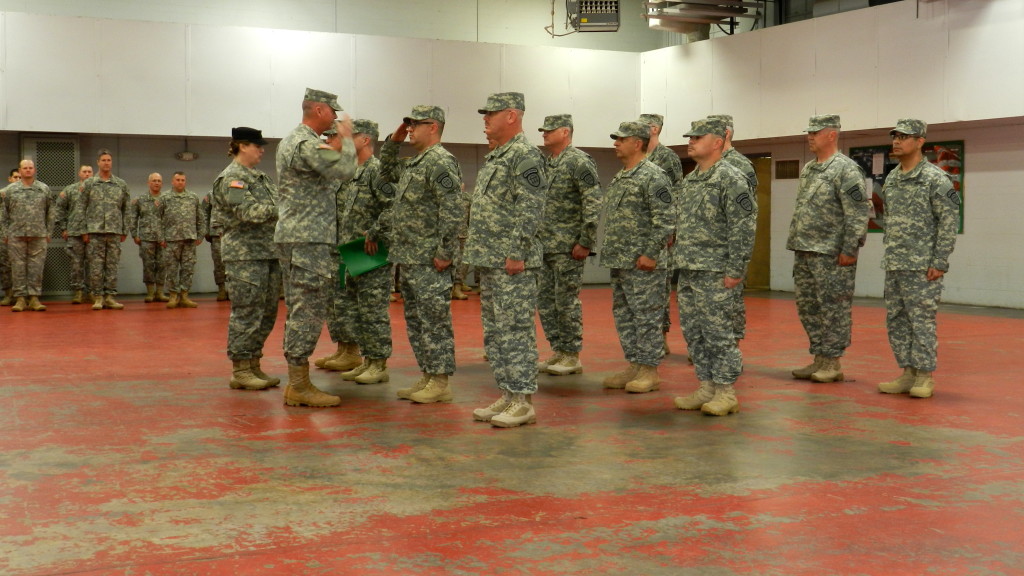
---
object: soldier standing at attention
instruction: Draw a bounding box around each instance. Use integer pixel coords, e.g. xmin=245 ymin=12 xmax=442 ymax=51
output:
xmin=672 ymin=118 xmax=757 ymax=417
xmin=599 ymin=121 xmax=674 ymax=395
xmin=1 ymin=159 xmax=53 ymax=312
xmin=467 ymin=92 xmax=547 ymax=428
xmin=78 ymin=149 xmax=130 ymax=310
xmin=127 ymin=173 xmax=169 ymax=303
xmin=212 ymin=127 xmax=281 ymax=391
xmin=159 ymin=172 xmax=205 ymax=309
xmin=535 ymin=114 xmax=602 ymax=377
xmin=787 ymin=114 xmax=870 ymax=383
xmin=376 ymin=106 xmax=463 ymax=403
xmin=275 ymin=88 xmax=356 ymax=408
xmin=877 ymin=119 xmax=960 ymax=399
xmin=55 ymin=165 xmax=93 ymax=304
xmin=0 ymin=168 xmax=21 ymax=306
xmin=201 ymin=192 xmax=229 ymax=301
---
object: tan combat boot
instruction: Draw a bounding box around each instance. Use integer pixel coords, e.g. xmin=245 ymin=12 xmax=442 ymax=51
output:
xmin=102 ymin=295 xmax=124 ymax=310
xmin=701 ymin=385 xmax=740 ymax=416
xmin=251 ymin=358 xmax=281 ymax=387
xmin=909 ymin=370 xmax=935 ymax=399
xmin=547 ymin=352 xmax=583 ymax=376
xmin=451 ymin=284 xmax=468 ymax=300
xmin=409 ymin=374 xmax=453 ymax=404
xmin=166 ymin=292 xmax=180 ymax=309
xmin=674 ymin=382 xmax=715 ymax=410
xmin=0 ymin=295 xmax=11 ymax=306
xmin=144 ymin=283 xmax=156 ymax=303
xmin=460 ymin=283 xmax=474 ymax=294
xmin=314 ymin=343 xmax=344 ymax=369
xmin=216 ymin=284 xmax=229 ymax=301
xmin=229 ymin=359 xmax=274 ymax=390
xmin=354 ymin=358 xmax=389 ymax=385
xmin=490 ymin=393 xmax=537 ymax=428
xmin=323 ymin=342 xmax=361 ymax=371
xmin=878 ymin=368 xmax=916 ymax=395
xmin=537 ymin=351 xmax=563 ymax=372
xmin=625 ymin=364 xmax=661 ymax=393
xmin=341 ymin=358 xmax=371 ymax=380
xmin=27 ymin=296 xmax=46 ymax=311
xmin=92 ymin=295 xmax=103 ymax=310
xmin=179 ymin=291 xmax=198 ymax=308
xmin=397 ymin=373 xmax=430 ymax=400
xmin=473 ymin=390 xmax=513 ymax=422
xmin=283 ymin=363 xmax=341 ymax=407
xmin=156 ymin=290 xmax=170 ymax=303
xmin=602 ymin=363 xmax=639 ymax=389
xmin=810 ymin=357 xmax=844 ymax=383
xmin=792 ymin=355 xmax=824 ymax=379
xmin=71 ymin=290 xmax=83 ymax=305
xmin=10 ymin=297 xmax=26 ymax=312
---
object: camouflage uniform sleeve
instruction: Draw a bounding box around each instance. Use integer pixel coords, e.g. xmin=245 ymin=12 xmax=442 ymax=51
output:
xmin=576 ymin=155 xmax=602 ymax=250
xmin=120 ymin=183 xmax=131 ymax=237
xmin=54 ymin=188 xmax=69 ymax=233
xmin=300 ymin=137 xmax=357 ymax=184
xmin=76 ymin=182 xmax=90 ymax=234
xmin=195 ymin=194 xmax=207 ymax=239
xmin=365 ymin=164 xmax=395 ymax=242
xmin=431 ymin=157 xmax=463 ymax=262
xmin=43 ymin=184 xmax=55 ymax=236
xmin=219 ymin=175 xmax=278 ymax=224
xmin=644 ymin=172 xmax=674 ymax=261
xmin=156 ymin=197 xmax=166 ymax=244
xmin=930 ymin=174 xmax=960 ymax=272
xmin=838 ymin=162 xmax=870 ymax=257
xmin=0 ymin=188 xmax=8 ymax=235
xmin=507 ymin=155 xmax=547 ymax=261
xmin=724 ymin=173 xmax=758 ymax=279
xmin=378 ymin=138 xmax=404 ymax=183
xmin=125 ymin=199 xmax=139 ymax=238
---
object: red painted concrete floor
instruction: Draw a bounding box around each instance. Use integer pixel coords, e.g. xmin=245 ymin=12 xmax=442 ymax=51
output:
xmin=1 ymin=288 xmax=1023 ymax=576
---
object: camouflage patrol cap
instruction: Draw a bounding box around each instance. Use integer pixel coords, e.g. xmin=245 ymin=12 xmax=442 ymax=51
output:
xmin=707 ymin=114 xmax=734 ymax=130
xmin=231 ymin=126 xmax=267 ymax=146
xmin=303 ymin=87 xmax=343 ymax=111
xmin=684 ymin=117 xmax=728 ymax=138
xmin=539 ymin=114 xmax=573 ymax=131
xmin=478 ymin=92 xmax=526 ymax=113
xmin=804 ymin=114 xmax=841 ymax=132
xmin=638 ymin=113 xmax=664 ymax=127
xmin=353 ymin=119 xmax=380 ymax=138
xmin=403 ymin=105 xmax=446 ymax=125
xmin=610 ymin=121 xmax=651 ymax=140
xmin=322 ymin=127 xmax=338 ymax=137
xmin=890 ymin=118 xmax=927 ymax=137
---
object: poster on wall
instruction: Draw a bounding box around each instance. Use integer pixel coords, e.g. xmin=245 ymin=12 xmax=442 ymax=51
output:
xmin=848 ymin=140 xmax=964 ymax=233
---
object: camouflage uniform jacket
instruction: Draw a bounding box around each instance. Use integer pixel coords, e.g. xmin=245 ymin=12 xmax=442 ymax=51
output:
xmin=274 ymin=123 xmax=356 ymax=245
xmin=539 ymin=145 xmax=602 ymax=254
xmin=55 ymin=182 xmax=88 ymax=236
xmin=673 ymin=159 xmax=757 ymax=278
xmin=598 ymin=158 xmax=673 ymax=270
xmin=1 ymin=181 xmax=54 ymax=238
xmin=158 ymin=190 xmax=205 ymax=242
xmin=880 ymin=158 xmax=959 ymax=272
xmin=339 ymin=155 xmax=395 ymax=246
xmin=378 ymin=139 xmax=463 ymax=264
xmin=647 ymin=143 xmax=683 ymax=186
xmin=201 ymin=194 xmax=222 ymax=237
xmin=786 ymin=151 xmax=869 ymax=257
xmin=126 ymin=194 xmax=163 ymax=241
xmin=722 ymin=148 xmax=759 ymax=193
xmin=78 ymin=175 xmax=130 ymax=235
xmin=464 ymin=132 xmax=547 ymax=269
xmin=211 ymin=160 xmax=279 ymax=262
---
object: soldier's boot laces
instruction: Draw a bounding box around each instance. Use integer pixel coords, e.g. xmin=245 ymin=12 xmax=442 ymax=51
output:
xmin=341 ymin=358 xmax=371 ymax=380
xmin=878 ymin=367 xmax=916 ymax=394
xmin=397 ymin=373 xmax=430 ymax=400
xmin=230 ymin=359 xmax=274 ymax=390
xmin=547 ymin=352 xmax=583 ymax=376
xmin=409 ymin=374 xmax=453 ymax=404
xmin=537 ymin=351 xmax=563 ymax=372
xmin=674 ymin=382 xmax=716 ymax=410
xmin=283 ymin=364 xmax=340 ymax=408
xmin=490 ymin=393 xmax=537 ymax=428
xmin=323 ymin=342 xmax=362 ymax=371
xmin=909 ymin=370 xmax=935 ymax=399
xmin=625 ymin=364 xmax=661 ymax=393
xmin=251 ymin=358 xmax=280 ymax=387
xmin=792 ymin=355 xmax=824 ymax=379
xmin=473 ymin=390 xmax=513 ymax=422
xmin=354 ymin=358 xmax=389 ymax=385
xmin=602 ymin=363 xmax=639 ymax=389
xmin=701 ymin=386 xmax=740 ymax=416
xmin=810 ymin=357 xmax=844 ymax=383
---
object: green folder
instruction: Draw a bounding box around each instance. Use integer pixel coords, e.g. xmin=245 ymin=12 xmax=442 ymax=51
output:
xmin=337 ymin=237 xmax=389 ymax=279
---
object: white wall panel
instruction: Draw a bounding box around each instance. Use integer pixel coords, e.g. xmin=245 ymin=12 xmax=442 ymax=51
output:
xmin=568 ymin=49 xmax=639 ymax=148
xmin=710 ymin=31 xmax=761 ymax=138
xmin=874 ymin=1 xmax=946 ymax=126
xmin=759 ymin=19 xmax=817 ymax=137
xmin=664 ymin=41 xmax=714 ymax=144
xmin=269 ymin=29 xmax=356 ymax=137
xmin=946 ymin=0 xmax=1024 ymax=121
xmin=639 ymin=49 xmax=670 ymax=121
xmin=430 ymin=41 xmax=502 ymax=144
xmin=812 ymin=9 xmax=878 ymax=130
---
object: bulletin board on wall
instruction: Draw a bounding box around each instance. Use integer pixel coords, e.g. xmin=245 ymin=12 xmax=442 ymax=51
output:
xmin=848 ymin=141 xmax=964 ymax=233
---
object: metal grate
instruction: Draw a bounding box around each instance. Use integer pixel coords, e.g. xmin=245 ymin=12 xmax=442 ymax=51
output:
xmin=34 ymin=140 xmax=78 ymax=188
xmin=775 ymin=159 xmax=800 ymax=179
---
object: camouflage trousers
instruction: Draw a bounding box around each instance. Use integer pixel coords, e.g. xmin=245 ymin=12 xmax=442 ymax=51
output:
xmin=611 ymin=268 xmax=668 ymax=367
xmin=7 ymin=237 xmax=47 ymax=297
xmin=537 ymin=253 xmax=585 ymax=354
xmin=278 ymin=243 xmax=334 ymax=366
xmin=479 ymin=267 xmax=538 ymax=394
xmin=793 ymin=251 xmax=856 ymax=358
xmin=677 ymin=269 xmax=743 ymax=386
xmin=0 ymin=238 xmax=11 ymax=294
xmin=400 ymin=264 xmax=455 ymax=375
xmin=65 ymin=236 xmax=88 ymax=291
xmin=87 ymin=233 xmax=122 ymax=296
xmin=210 ymin=236 xmax=226 ymax=285
xmin=163 ymin=240 xmax=197 ymax=293
xmin=138 ymin=240 xmax=164 ymax=285
xmin=885 ymin=270 xmax=943 ymax=372
xmin=732 ymin=279 xmax=747 ymax=340
xmin=327 ymin=265 xmax=392 ymax=360
xmin=225 ymin=259 xmax=281 ymax=361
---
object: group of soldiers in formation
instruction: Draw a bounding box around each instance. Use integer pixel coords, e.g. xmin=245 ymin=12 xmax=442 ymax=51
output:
xmin=0 ymin=160 xmax=220 ymax=311
xmin=2 ymin=86 xmax=960 ymax=427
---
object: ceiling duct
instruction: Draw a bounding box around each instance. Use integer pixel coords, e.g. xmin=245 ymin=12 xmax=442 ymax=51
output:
xmin=644 ymin=0 xmax=761 ymax=33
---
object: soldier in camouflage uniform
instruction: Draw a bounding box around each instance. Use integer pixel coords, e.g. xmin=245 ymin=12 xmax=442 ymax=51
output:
xmin=126 ymin=173 xmax=168 ymax=303
xmin=787 ymin=114 xmax=870 ymax=383
xmin=0 ymin=169 xmax=20 ymax=305
xmin=535 ymin=114 xmax=602 ymax=377
xmin=78 ymin=149 xmax=130 ymax=310
xmin=201 ymin=193 xmax=228 ymax=301
xmin=672 ymin=118 xmax=757 ymax=417
xmin=599 ymin=121 xmax=674 ymax=395
xmin=159 ymin=172 xmax=205 ymax=308
xmin=55 ymin=165 xmax=93 ymax=304
xmin=467 ymin=92 xmax=547 ymax=428
xmin=0 ymin=159 xmax=53 ymax=312
xmin=275 ymin=88 xmax=357 ymax=408
xmin=877 ymin=119 xmax=960 ymax=399
xmin=212 ymin=127 xmax=282 ymax=391
xmin=376 ymin=106 xmax=462 ymax=403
